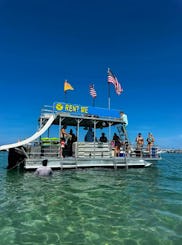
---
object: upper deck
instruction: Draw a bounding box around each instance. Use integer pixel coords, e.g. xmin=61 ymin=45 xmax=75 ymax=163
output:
xmin=40 ymin=102 xmax=123 ymax=128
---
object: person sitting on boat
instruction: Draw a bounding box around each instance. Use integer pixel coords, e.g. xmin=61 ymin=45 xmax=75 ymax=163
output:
xmin=99 ymin=132 xmax=108 ymax=143
xmin=147 ymin=132 xmax=155 ymax=152
xmin=120 ymin=111 xmax=128 ymax=133
xmin=136 ymin=133 xmax=144 ymax=149
xmin=84 ymin=127 xmax=94 ymax=142
xmin=34 ymin=159 xmax=53 ymax=176
xmin=112 ymin=133 xmax=121 ymax=157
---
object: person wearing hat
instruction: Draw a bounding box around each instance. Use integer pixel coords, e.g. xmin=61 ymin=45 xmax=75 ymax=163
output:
xmin=147 ymin=132 xmax=155 ymax=152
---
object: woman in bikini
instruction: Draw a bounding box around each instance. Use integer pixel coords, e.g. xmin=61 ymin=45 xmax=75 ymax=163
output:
xmin=147 ymin=132 xmax=155 ymax=152
xmin=135 ymin=133 xmax=144 ymax=150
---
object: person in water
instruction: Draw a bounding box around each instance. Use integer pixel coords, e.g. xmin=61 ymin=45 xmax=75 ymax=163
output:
xmin=34 ymin=159 xmax=53 ymax=176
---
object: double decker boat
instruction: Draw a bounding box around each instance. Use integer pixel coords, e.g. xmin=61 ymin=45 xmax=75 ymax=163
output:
xmin=0 ymin=102 xmax=161 ymax=170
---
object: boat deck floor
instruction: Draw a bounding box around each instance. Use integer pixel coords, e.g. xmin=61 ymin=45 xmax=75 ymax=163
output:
xmin=24 ymin=156 xmax=159 ymax=170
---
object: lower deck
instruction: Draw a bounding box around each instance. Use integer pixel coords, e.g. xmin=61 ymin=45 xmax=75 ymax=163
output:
xmin=24 ymin=156 xmax=159 ymax=170
xmin=8 ymin=141 xmax=161 ymax=170
xmin=24 ymin=157 xmax=154 ymax=170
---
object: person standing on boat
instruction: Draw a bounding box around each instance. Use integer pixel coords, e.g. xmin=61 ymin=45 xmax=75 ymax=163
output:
xmin=112 ymin=133 xmax=121 ymax=157
xmin=60 ymin=125 xmax=72 ymax=145
xmin=68 ymin=129 xmax=77 ymax=143
xmin=67 ymin=129 xmax=77 ymax=156
xmin=120 ymin=111 xmax=128 ymax=133
xmin=135 ymin=133 xmax=144 ymax=157
xmin=147 ymin=133 xmax=155 ymax=152
xmin=34 ymin=159 xmax=53 ymax=176
xmin=136 ymin=133 xmax=144 ymax=149
xmin=60 ymin=125 xmax=69 ymax=140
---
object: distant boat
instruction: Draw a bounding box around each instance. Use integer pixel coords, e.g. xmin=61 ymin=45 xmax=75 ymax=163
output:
xmin=0 ymin=102 xmax=161 ymax=170
xmin=157 ymin=149 xmax=167 ymax=154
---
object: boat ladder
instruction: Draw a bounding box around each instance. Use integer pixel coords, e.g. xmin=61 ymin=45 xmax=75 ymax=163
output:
xmin=117 ymin=123 xmax=130 ymax=145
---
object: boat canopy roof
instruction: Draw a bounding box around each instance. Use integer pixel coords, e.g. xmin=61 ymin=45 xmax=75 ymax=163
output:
xmin=52 ymin=113 xmax=122 ymax=128
xmin=41 ymin=102 xmax=122 ymax=128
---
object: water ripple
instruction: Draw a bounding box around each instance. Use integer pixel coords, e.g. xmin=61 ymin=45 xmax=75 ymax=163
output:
xmin=0 ymin=153 xmax=182 ymax=244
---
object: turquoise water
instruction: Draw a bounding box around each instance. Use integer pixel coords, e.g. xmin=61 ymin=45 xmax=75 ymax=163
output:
xmin=0 ymin=152 xmax=182 ymax=245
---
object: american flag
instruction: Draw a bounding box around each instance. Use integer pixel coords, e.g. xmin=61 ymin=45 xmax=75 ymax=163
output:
xmin=107 ymin=68 xmax=123 ymax=95
xmin=89 ymin=84 xmax=97 ymax=98
xmin=115 ymin=77 xmax=123 ymax=95
xmin=108 ymin=69 xmax=118 ymax=86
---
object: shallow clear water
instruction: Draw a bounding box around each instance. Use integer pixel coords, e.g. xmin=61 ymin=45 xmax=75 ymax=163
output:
xmin=0 ymin=152 xmax=182 ymax=245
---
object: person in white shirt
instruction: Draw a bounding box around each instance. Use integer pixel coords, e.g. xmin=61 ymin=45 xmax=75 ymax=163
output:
xmin=35 ymin=159 xmax=53 ymax=176
xmin=120 ymin=111 xmax=128 ymax=126
xmin=120 ymin=111 xmax=128 ymax=135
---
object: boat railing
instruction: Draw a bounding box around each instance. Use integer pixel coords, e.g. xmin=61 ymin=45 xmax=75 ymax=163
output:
xmin=72 ymin=142 xmax=111 ymax=159
xmin=26 ymin=139 xmax=160 ymax=160
xmin=27 ymin=144 xmax=60 ymax=159
xmin=128 ymin=144 xmax=160 ymax=158
xmin=41 ymin=105 xmax=54 ymax=116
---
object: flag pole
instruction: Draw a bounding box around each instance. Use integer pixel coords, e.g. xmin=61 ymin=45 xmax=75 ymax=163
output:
xmin=108 ymin=68 xmax=111 ymax=110
xmin=64 ymin=80 xmax=74 ymax=103
xmin=108 ymin=84 xmax=110 ymax=110
xmin=89 ymin=83 xmax=96 ymax=107
xmin=64 ymin=80 xmax=66 ymax=103
xmin=92 ymin=97 xmax=95 ymax=107
xmin=64 ymin=91 xmax=67 ymax=103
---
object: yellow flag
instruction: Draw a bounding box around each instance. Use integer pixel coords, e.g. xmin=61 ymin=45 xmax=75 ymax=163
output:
xmin=64 ymin=80 xmax=74 ymax=92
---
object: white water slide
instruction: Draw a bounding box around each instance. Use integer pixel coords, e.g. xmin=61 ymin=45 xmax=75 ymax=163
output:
xmin=0 ymin=114 xmax=55 ymax=151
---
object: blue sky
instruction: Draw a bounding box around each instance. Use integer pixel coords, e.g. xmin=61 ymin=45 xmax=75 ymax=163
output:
xmin=0 ymin=0 xmax=182 ymax=148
